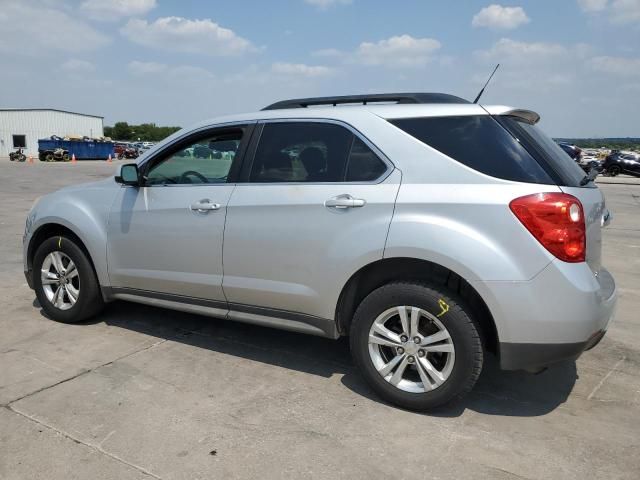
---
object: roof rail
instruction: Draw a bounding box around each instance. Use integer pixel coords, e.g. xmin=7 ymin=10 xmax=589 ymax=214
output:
xmin=262 ymin=92 xmax=469 ymax=110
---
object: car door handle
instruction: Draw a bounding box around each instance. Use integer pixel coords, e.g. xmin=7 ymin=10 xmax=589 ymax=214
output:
xmin=190 ymin=199 xmax=221 ymax=213
xmin=325 ymin=195 xmax=366 ymax=209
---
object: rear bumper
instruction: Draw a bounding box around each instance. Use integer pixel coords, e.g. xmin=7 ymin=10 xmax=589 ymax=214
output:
xmin=500 ymin=330 xmax=606 ymax=371
xmin=472 ymin=261 xmax=616 ymax=371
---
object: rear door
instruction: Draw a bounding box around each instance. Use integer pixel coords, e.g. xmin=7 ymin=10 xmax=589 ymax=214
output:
xmin=222 ymin=120 xmax=400 ymax=321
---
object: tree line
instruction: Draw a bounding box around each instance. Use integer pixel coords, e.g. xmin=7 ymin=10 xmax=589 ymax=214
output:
xmin=556 ymin=138 xmax=640 ymax=151
xmin=104 ymin=122 xmax=182 ymax=142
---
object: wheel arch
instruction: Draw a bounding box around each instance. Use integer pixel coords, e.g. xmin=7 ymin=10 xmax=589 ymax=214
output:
xmin=335 ymin=257 xmax=499 ymax=354
xmin=27 ymin=223 xmax=101 ymax=290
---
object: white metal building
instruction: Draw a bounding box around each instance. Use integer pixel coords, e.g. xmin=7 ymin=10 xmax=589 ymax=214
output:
xmin=0 ymin=109 xmax=104 ymax=158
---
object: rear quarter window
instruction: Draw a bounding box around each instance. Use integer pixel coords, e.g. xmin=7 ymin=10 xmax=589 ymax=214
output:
xmin=390 ymin=116 xmax=554 ymax=184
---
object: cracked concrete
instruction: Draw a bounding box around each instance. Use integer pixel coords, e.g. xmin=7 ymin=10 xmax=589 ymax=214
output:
xmin=1 ymin=161 xmax=639 ymax=479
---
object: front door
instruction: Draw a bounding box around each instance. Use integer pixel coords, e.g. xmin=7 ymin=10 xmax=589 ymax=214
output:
xmin=107 ymin=125 xmax=252 ymax=302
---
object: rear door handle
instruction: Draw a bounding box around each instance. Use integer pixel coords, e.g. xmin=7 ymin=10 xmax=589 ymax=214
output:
xmin=325 ymin=194 xmax=366 ymax=209
xmin=190 ymin=199 xmax=221 ymax=213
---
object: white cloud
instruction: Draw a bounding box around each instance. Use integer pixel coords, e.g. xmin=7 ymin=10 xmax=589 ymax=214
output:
xmin=304 ymin=0 xmax=352 ymax=9
xmin=121 ymin=17 xmax=256 ymax=56
xmin=473 ymin=38 xmax=584 ymax=92
xmin=476 ymin=38 xmax=568 ymax=64
xmin=0 ymin=1 xmax=109 ymax=55
xmin=81 ymin=0 xmax=156 ymax=20
xmin=60 ymin=59 xmax=96 ymax=73
xmin=271 ymin=62 xmax=334 ymax=77
xmin=609 ymin=0 xmax=640 ymax=23
xmin=577 ymin=0 xmax=609 ymax=12
xmin=589 ymin=56 xmax=640 ymax=76
xmin=354 ymin=35 xmax=441 ymax=67
xmin=472 ymin=4 xmax=530 ymax=30
xmin=577 ymin=0 xmax=640 ymax=23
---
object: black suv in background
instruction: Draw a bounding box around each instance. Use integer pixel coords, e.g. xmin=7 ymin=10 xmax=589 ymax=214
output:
xmin=603 ymin=151 xmax=640 ymax=177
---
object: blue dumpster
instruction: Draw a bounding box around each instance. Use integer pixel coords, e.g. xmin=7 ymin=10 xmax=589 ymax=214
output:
xmin=38 ymin=137 xmax=114 ymax=160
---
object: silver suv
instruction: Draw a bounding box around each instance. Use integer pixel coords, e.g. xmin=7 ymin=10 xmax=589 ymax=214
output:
xmin=23 ymin=93 xmax=617 ymax=410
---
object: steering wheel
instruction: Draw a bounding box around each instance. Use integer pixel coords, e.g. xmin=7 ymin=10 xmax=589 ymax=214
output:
xmin=179 ymin=170 xmax=208 ymax=184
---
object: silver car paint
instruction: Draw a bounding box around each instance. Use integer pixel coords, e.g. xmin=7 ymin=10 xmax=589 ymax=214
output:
xmin=222 ymin=169 xmax=402 ymax=321
xmin=106 ymin=183 xmax=233 ymax=301
xmin=23 ymin=103 xmax=616 ymax=349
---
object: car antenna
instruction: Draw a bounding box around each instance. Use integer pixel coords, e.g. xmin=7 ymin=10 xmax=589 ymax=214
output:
xmin=473 ymin=64 xmax=500 ymax=104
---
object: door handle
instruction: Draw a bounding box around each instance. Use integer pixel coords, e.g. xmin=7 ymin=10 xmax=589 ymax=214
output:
xmin=190 ymin=199 xmax=221 ymax=213
xmin=325 ymin=194 xmax=366 ymax=209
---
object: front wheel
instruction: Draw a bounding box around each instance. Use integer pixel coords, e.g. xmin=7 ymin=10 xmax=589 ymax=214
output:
xmin=33 ymin=236 xmax=104 ymax=323
xmin=350 ymin=282 xmax=483 ymax=411
xmin=607 ymin=165 xmax=621 ymax=176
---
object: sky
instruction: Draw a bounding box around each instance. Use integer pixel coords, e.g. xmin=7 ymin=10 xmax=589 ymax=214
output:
xmin=0 ymin=0 xmax=639 ymax=137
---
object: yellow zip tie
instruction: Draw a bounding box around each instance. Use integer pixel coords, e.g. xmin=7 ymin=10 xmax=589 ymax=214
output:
xmin=437 ymin=299 xmax=449 ymax=317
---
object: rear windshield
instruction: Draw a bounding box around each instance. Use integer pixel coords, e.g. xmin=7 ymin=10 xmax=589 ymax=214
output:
xmin=390 ymin=115 xmax=588 ymax=187
xmin=390 ymin=116 xmax=553 ymax=184
xmin=498 ymin=117 xmax=587 ymax=187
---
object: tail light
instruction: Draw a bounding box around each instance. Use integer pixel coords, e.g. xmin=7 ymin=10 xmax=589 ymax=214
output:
xmin=509 ymin=193 xmax=586 ymax=263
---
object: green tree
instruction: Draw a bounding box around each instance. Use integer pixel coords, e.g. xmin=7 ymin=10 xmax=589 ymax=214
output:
xmin=104 ymin=122 xmax=181 ymax=142
xmin=112 ymin=122 xmax=133 ymax=140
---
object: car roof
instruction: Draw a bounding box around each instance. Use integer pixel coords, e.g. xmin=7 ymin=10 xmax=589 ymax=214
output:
xmin=187 ymin=103 xmax=539 ymax=130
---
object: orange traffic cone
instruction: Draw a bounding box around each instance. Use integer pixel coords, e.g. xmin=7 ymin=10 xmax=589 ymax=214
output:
xmin=28 ymin=155 xmax=33 ymax=163
xmin=71 ymin=153 xmax=77 ymax=164
xmin=107 ymin=154 xmax=112 ymax=163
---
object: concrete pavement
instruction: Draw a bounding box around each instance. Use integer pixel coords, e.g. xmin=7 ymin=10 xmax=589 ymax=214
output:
xmin=1 ymin=160 xmax=639 ymax=479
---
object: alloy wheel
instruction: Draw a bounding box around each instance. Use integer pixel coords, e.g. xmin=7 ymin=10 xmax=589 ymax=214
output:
xmin=40 ymin=251 xmax=80 ymax=310
xmin=368 ymin=306 xmax=455 ymax=393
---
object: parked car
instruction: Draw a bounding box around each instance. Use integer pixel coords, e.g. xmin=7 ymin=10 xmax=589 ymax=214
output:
xmin=558 ymin=142 xmax=582 ymax=161
xmin=22 ymin=93 xmax=616 ymax=411
xmin=602 ymin=151 xmax=640 ymax=177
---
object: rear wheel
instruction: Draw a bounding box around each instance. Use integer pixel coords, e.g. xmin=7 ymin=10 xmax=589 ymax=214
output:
xmin=350 ymin=282 xmax=483 ymax=411
xmin=608 ymin=165 xmax=621 ymax=176
xmin=33 ymin=236 xmax=104 ymax=323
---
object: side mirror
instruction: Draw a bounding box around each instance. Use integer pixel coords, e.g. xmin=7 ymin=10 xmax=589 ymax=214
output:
xmin=115 ymin=163 xmax=140 ymax=186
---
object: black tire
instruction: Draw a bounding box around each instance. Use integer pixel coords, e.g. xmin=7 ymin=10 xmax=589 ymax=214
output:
xmin=608 ymin=165 xmax=621 ymax=176
xmin=350 ymin=282 xmax=483 ymax=411
xmin=33 ymin=236 xmax=104 ymax=323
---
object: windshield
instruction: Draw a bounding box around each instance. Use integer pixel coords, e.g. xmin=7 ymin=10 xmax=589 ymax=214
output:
xmin=500 ymin=117 xmax=588 ymax=187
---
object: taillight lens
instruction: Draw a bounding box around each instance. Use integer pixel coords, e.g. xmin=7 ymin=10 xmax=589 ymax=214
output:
xmin=509 ymin=193 xmax=586 ymax=263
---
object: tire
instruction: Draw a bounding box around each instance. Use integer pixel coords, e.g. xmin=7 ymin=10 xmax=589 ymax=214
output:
xmin=608 ymin=165 xmax=621 ymax=177
xmin=33 ymin=236 xmax=104 ymax=323
xmin=45 ymin=153 xmax=54 ymax=162
xmin=350 ymin=282 xmax=483 ymax=411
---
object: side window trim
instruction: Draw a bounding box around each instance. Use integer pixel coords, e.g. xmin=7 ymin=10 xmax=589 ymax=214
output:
xmin=139 ymin=122 xmax=256 ymax=186
xmin=238 ymin=118 xmax=394 ymax=185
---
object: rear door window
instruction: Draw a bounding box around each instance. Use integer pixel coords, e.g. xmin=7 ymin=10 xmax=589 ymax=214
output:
xmin=390 ymin=116 xmax=553 ymax=184
xmin=249 ymin=122 xmax=387 ymax=183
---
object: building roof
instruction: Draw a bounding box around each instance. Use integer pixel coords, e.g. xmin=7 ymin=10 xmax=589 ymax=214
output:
xmin=0 ymin=108 xmax=103 ymax=119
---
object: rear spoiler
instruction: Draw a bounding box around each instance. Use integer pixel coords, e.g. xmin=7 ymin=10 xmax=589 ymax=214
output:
xmin=500 ymin=109 xmax=540 ymax=124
